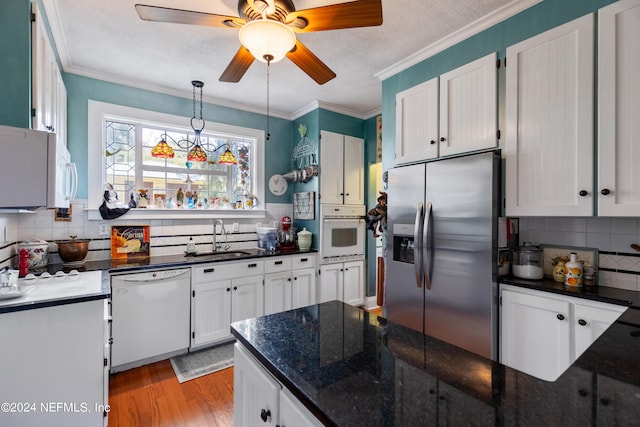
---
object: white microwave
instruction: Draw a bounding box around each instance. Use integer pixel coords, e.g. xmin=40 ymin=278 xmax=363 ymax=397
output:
xmin=319 ymin=204 xmax=366 ymax=264
xmin=0 ymin=125 xmax=77 ymax=209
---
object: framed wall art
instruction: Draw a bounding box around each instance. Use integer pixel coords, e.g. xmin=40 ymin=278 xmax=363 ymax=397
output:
xmin=293 ymin=191 xmax=314 ymax=220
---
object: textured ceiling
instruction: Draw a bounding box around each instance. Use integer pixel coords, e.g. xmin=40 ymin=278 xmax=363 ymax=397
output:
xmin=45 ymin=0 xmax=524 ymax=119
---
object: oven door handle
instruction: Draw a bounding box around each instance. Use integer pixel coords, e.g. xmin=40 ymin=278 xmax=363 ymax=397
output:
xmin=322 ymin=218 xmax=362 ymax=223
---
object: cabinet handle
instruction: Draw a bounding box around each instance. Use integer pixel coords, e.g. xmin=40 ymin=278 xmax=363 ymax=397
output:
xmin=260 ymin=409 xmax=271 ymax=422
xmin=440 ymin=137 xmax=446 ymax=142
xmin=430 ymin=140 xmax=436 ymax=145
xmin=556 ymin=314 xmax=565 ymax=321
xmin=233 ymin=286 xmax=238 ymax=291
xmin=578 ymin=319 xmax=587 ymax=326
xmin=275 ymin=261 xmax=283 ymax=265
xmin=579 ymin=190 xmax=588 ymax=197
xmin=300 ymin=258 xmax=308 ymax=262
xmin=601 ymin=188 xmax=611 ymax=195
xmin=248 ymin=263 xmax=257 ymax=268
xmin=204 ymin=268 xmax=215 ymax=273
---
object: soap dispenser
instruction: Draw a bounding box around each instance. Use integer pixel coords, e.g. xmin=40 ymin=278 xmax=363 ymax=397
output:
xmin=564 ymin=252 xmax=583 ymax=287
xmin=186 ymin=237 xmax=196 ymax=255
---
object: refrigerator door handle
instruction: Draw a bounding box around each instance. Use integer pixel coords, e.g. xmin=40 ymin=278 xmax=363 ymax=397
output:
xmin=414 ymin=202 xmax=424 ymax=288
xmin=423 ymin=202 xmax=433 ymax=290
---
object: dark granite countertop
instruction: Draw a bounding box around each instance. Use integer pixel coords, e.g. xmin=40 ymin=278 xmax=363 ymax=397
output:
xmin=500 ymin=276 xmax=640 ymax=309
xmin=34 ymin=248 xmax=317 ymax=276
xmin=231 ymin=301 xmax=640 ymax=427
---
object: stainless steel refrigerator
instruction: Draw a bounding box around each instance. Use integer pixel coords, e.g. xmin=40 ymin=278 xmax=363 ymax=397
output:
xmin=385 ymin=151 xmax=500 ymax=361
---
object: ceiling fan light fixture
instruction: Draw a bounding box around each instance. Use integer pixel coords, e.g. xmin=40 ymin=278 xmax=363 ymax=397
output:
xmin=239 ymin=19 xmax=296 ymax=63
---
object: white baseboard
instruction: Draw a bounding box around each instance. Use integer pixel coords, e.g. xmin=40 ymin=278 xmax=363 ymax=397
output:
xmin=364 ymin=296 xmax=379 ymax=310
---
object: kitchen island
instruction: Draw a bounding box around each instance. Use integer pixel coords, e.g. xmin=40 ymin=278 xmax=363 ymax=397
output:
xmin=231 ymin=300 xmax=640 ymax=426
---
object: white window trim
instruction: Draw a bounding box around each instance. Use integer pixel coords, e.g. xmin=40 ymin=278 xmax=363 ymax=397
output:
xmin=87 ymin=100 xmax=266 ymax=220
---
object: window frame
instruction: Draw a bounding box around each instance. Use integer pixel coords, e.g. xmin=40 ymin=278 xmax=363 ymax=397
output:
xmin=87 ymin=100 xmax=266 ymax=220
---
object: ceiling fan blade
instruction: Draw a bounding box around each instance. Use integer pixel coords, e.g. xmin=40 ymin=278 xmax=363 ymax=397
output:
xmin=286 ymin=41 xmax=336 ymax=85
xmin=135 ymin=4 xmax=245 ymax=28
xmin=219 ymin=46 xmax=255 ymax=83
xmin=286 ymin=0 xmax=382 ymax=33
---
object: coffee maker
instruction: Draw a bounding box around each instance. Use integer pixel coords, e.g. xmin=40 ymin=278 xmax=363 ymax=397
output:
xmin=277 ymin=216 xmax=297 ymax=252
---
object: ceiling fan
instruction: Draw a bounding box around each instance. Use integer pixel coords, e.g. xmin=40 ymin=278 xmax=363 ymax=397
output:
xmin=135 ymin=0 xmax=383 ymax=85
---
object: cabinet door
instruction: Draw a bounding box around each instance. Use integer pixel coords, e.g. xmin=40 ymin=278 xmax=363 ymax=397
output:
xmin=32 ymin=4 xmax=57 ymax=133
xmin=192 ymin=279 xmax=232 ymax=346
xmin=505 ymin=15 xmax=594 ymax=216
xmin=55 ymin=69 xmax=67 ymax=146
xmin=343 ymin=260 xmax=364 ymax=306
xmin=320 ymin=130 xmax=345 ymax=204
xmin=234 ymin=343 xmax=280 ymax=427
xmin=598 ymin=0 xmax=640 ymax=216
xmin=500 ymin=288 xmax=571 ymax=381
xmin=319 ymin=263 xmax=344 ymax=304
xmin=343 ymin=135 xmax=365 ymax=205
xmin=264 ymin=271 xmax=292 ymax=315
xmin=573 ymin=302 xmax=625 ymax=361
xmin=279 ymin=387 xmax=323 ymax=427
xmin=232 ymin=275 xmax=264 ymax=323
xmin=395 ymin=77 xmax=439 ymax=164
xmin=292 ymin=267 xmax=317 ymax=309
xmin=439 ymin=52 xmax=497 ymax=157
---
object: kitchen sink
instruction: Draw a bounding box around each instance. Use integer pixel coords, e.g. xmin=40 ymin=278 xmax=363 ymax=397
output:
xmin=185 ymin=251 xmax=251 ymax=259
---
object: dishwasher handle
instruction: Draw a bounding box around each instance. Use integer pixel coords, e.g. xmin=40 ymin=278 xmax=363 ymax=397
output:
xmin=113 ymin=269 xmax=190 ymax=283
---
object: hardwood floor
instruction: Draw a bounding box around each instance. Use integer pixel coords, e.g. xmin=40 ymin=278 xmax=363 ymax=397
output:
xmin=108 ymin=361 xmax=234 ymax=427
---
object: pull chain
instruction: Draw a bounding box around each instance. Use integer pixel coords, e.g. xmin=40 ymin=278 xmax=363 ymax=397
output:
xmin=265 ymin=54 xmax=273 ymax=141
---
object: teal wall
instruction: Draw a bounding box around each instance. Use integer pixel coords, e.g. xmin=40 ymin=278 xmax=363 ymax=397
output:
xmin=1 ymin=0 xmax=31 ymax=128
xmin=381 ymin=0 xmax=617 ymax=171
xmin=64 ymin=74 xmax=292 ymax=200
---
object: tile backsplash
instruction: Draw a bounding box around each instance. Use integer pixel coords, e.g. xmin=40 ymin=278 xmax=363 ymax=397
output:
xmin=518 ymin=217 xmax=640 ymax=291
xmin=1 ymin=200 xmax=294 ymax=267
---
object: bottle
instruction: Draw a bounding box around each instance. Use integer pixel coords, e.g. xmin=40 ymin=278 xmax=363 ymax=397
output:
xmin=18 ymin=249 xmax=29 ymax=277
xmin=564 ymin=252 xmax=583 ymax=287
xmin=186 ymin=237 xmax=196 ymax=254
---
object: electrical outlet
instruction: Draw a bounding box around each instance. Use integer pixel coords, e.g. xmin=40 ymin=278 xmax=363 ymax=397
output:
xmin=232 ymin=222 xmax=240 ymax=232
xmin=98 ymin=223 xmax=110 ymax=236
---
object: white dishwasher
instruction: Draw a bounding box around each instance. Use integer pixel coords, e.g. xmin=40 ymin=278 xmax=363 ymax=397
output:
xmin=111 ymin=268 xmax=191 ymax=371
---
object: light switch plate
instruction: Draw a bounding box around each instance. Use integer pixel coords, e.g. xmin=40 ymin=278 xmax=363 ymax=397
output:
xmin=98 ymin=223 xmax=110 ymax=236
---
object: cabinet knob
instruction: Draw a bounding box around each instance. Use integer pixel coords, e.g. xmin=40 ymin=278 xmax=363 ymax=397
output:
xmin=46 ymin=125 xmax=54 ymax=131
xmin=440 ymin=137 xmax=446 ymax=142
xmin=430 ymin=140 xmax=436 ymax=145
xmin=600 ymin=398 xmax=611 ymax=406
xmin=556 ymin=314 xmax=565 ymax=321
xmin=294 ymin=277 xmax=297 ymax=280
xmin=345 ymin=193 xmax=350 ymax=196
xmin=578 ymin=389 xmax=589 ymax=397
xmin=579 ymin=190 xmax=588 ymax=197
xmin=260 ymin=409 xmax=271 ymax=422
xmin=601 ymin=188 xmax=611 ymax=195
xmin=226 ymin=288 xmax=231 ymax=292
xmin=578 ymin=319 xmax=587 ymax=326
xmin=287 ymin=278 xmax=291 ymax=282
xmin=233 ymin=286 xmax=238 ymax=291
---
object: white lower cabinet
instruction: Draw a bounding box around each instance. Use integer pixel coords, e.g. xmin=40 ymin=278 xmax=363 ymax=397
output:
xmin=500 ymin=284 xmax=626 ymax=381
xmin=234 ymin=343 xmax=322 ymax=427
xmin=191 ymin=260 xmax=264 ymax=348
xmin=264 ymin=255 xmax=317 ymax=315
xmin=319 ymin=260 xmax=364 ymax=306
xmin=0 ymin=300 xmax=108 ymax=427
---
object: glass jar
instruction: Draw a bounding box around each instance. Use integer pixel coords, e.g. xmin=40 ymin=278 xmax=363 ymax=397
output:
xmin=511 ymin=242 xmax=544 ymax=280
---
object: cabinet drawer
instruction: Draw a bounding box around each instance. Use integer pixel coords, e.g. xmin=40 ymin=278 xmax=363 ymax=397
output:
xmin=193 ymin=260 xmax=264 ymax=282
xmin=264 ymin=257 xmax=292 ymax=274
xmin=292 ymin=254 xmax=316 ymax=270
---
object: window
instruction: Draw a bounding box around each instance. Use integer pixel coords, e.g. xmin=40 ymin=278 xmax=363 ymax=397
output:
xmin=88 ymin=101 xmax=265 ymax=219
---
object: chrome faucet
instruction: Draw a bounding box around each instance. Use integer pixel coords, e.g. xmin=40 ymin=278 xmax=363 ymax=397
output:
xmin=213 ymin=219 xmax=229 ymax=252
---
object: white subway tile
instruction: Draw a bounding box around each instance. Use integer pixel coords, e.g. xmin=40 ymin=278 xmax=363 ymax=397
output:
xmin=587 ymin=232 xmax=611 ymax=251
xmin=607 ymin=272 xmax=638 ymax=291
xmin=566 ymin=218 xmax=587 ymax=233
xmin=586 ymin=217 xmax=611 ymax=233
xmin=611 ymin=233 xmax=636 ymax=253
xmin=611 ymin=218 xmax=638 ymax=235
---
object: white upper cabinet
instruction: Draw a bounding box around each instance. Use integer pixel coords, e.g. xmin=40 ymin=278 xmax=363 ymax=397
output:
xmin=597 ymin=0 xmax=640 ymax=216
xmin=505 ymin=15 xmax=595 ymax=216
xmin=395 ymin=77 xmax=439 ymax=163
xmin=32 ymin=4 xmax=67 ymax=145
xmin=439 ymin=53 xmax=498 ymax=157
xmin=320 ymin=130 xmax=364 ymax=205
xmin=394 ymin=53 xmax=497 ymax=165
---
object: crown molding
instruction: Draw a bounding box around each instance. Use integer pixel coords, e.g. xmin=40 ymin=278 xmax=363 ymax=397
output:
xmin=375 ymin=0 xmax=542 ymax=81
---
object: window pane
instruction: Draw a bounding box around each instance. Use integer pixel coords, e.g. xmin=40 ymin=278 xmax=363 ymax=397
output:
xmin=105 ymin=121 xmax=135 ymax=200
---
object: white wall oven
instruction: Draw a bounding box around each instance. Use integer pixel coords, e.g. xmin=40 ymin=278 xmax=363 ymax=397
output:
xmin=319 ymin=204 xmax=366 ymax=264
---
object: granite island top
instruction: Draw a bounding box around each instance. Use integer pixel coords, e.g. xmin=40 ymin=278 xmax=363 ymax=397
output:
xmin=231 ymin=301 xmax=640 ymax=427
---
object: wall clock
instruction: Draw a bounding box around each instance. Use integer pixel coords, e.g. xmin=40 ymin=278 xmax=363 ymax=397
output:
xmin=268 ymin=174 xmax=288 ymax=196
